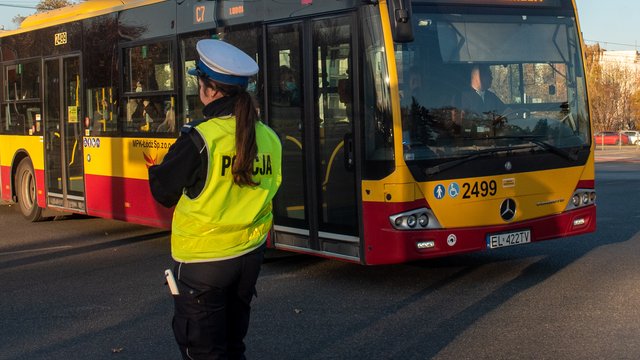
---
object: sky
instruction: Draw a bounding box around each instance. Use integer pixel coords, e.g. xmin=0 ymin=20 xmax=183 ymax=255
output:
xmin=0 ymin=1 xmax=39 ymax=30
xmin=0 ymin=0 xmax=636 ymax=51
xmin=574 ymin=0 xmax=640 ymax=51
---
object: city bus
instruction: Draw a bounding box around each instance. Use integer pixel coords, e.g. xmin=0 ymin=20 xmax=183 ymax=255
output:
xmin=0 ymin=0 xmax=595 ymax=265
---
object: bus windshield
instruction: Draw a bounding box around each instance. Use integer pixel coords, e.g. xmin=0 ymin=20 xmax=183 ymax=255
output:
xmin=398 ymin=10 xmax=590 ymax=165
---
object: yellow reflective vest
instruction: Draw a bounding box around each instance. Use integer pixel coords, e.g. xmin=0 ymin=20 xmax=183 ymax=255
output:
xmin=171 ymin=116 xmax=282 ymax=262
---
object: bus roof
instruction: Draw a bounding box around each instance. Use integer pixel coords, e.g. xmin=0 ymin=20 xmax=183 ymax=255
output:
xmin=1 ymin=0 xmax=166 ymax=37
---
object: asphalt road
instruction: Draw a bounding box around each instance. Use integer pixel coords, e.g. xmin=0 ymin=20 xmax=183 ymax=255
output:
xmin=1 ymin=159 xmax=640 ymax=359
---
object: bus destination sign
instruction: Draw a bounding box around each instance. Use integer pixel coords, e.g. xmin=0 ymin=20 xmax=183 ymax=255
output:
xmin=194 ymin=3 xmax=213 ymax=24
xmin=194 ymin=1 xmax=245 ymax=24
xmin=223 ymin=1 xmax=245 ymax=18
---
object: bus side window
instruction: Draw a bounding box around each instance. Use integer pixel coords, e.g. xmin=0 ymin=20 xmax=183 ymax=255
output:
xmin=122 ymin=41 xmax=177 ymax=136
xmin=1 ymin=61 xmax=41 ymax=135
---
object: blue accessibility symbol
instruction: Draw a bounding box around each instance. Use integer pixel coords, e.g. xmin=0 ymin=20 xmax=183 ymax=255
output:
xmin=448 ymin=183 xmax=460 ymax=198
xmin=434 ymin=184 xmax=446 ymax=200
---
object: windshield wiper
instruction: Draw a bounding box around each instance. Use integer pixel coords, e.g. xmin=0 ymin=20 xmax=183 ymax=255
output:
xmin=425 ymin=144 xmax=537 ymax=176
xmin=530 ymin=138 xmax=578 ymax=161
xmin=484 ymin=136 xmax=579 ymax=162
xmin=424 ymin=137 xmax=580 ymax=176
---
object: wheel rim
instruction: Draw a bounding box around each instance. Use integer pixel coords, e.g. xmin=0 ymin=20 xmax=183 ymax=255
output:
xmin=19 ymin=168 xmax=36 ymax=211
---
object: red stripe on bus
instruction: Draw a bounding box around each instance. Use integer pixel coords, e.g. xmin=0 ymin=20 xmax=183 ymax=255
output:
xmin=361 ymin=201 xmax=595 ymax=265
xmin=577 ymin=179 xmax=595 ymax=189
xmin=0 ymin=165 xmax=10 ymax=201
xmin=85 ymin=174 xmax=173 ymax=229
xmin=36 ymin=169 xmax=46 ymax=208
xmin=0 ymin=166 xmax=45 ymax=206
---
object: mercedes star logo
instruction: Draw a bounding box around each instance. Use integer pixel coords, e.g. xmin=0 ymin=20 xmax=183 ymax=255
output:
xmin=500 ymin=198 xmax=516 ymax=222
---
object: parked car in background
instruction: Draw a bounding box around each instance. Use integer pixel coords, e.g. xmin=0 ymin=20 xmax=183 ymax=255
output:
xmin=593 ymin=131 xmax=630 ymax=145
xmin=621 ymin=130 xmax=640 ymax=145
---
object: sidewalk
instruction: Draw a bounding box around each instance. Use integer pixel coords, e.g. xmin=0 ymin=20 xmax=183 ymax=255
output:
xmin=594 ymin=145 xmax=640 ymax=163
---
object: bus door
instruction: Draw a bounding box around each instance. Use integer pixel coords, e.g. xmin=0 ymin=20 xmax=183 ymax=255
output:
xmin=43 ymin=56 xmax=85 ymax=212
xmin=267 ymin=14 xmax=361 ymax=261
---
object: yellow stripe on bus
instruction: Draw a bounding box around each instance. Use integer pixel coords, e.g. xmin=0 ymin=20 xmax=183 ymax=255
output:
xmin=83 ymin=136 xmax=174 ymax=179
xmin=0 ymin=135 xmax=45 ymax=170
xmin=2 ymin=0 xmax=165 ymax=36
xmin=378 ymin=0 xmax=406 ymax=168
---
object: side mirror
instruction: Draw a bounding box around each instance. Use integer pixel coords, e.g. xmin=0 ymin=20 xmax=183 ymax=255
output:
xmin=387 ymin=0 xmax=414 ymax=43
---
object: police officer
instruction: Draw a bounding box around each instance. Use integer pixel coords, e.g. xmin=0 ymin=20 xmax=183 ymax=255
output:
xmin=148 ymin=39 xmax=282 ymax=360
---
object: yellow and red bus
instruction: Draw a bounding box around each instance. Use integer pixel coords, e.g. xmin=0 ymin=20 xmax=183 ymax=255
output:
xmin=0 ymin=0 xmax=594 ymax=264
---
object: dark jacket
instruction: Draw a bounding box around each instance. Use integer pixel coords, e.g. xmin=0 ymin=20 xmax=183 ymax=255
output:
xmin=148 ymin=96 xmax=236 ymax=207
xmin=459 ymin=88 xmax=505 ymax=116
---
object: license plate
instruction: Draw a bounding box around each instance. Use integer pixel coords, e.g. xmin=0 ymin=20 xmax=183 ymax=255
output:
xmin=487 ymin=230 xmax=531 ymax=249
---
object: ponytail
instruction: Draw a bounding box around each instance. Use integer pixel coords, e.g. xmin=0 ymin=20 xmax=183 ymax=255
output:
xmin=204 ymin=80 xmax=259 ymax=187
xmin=232 ymin=91 xmax=259 ymax=187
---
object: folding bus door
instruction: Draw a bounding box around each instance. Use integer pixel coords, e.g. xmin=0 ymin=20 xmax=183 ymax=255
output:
xmin=43 ymin=56 xmax=85 ymax=212
xmin=267 ymin=14 xmax=360 ymax=261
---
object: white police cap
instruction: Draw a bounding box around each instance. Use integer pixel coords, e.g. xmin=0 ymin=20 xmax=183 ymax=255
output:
xmin=188 ymin=39 xmax=258 ymax=87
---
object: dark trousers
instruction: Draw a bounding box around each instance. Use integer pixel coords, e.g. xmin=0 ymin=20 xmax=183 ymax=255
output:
xmin=172 ymin=246 xmax=264 ymax=360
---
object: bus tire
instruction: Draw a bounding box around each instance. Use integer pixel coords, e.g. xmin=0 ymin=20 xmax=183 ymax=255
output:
xmin=15 ymin=157 xmax=44 ymax=222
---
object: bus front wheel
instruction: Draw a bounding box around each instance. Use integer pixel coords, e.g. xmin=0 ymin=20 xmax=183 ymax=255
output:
xmin=15 ymin=158 xmax=44 ymax=222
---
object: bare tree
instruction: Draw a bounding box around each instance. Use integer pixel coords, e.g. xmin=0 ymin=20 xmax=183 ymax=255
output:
xmin=585 ymin=44 xmax=640 ymax=132
xmin=631 ymin=89 xmax=640 ymax=129
xmin=12 ymin=0 xmax=80 ymax=28
xmin=11 ymin=15 xmax=26 ymax=28
xmin=36 ymin=0 xmax=75 ymax=12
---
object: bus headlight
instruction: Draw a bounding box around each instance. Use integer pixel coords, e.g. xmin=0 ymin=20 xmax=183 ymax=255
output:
xmin=572 ymin=195 xmax=580 ymax=207
xmin=566 ymin=189 xmax=596 ymax=211
xmin=389 ymin=208 xmax=442 ymax=230
xmin=581 ymin=192 xmax=590 ymax=204
xmin=406 ymin=215 xmax=417 ymax=228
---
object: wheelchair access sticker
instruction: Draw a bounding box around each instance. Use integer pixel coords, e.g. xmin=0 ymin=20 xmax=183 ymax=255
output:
xmin=434 ymin=182 xmax=463 ymax=200
xmin=448 ymin=183 xmax=460 ymax=198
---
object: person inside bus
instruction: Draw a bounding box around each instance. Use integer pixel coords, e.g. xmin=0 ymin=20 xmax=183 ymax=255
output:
xmin=142 ymin=99 xmax=161 ymax=131
xmin=337 ymin=68 xmax=353 ymax=118
xmin=452 ymin=64 xmax=506 ymax=134
xmin=131 ymin=98 xmax=161 ymax=131
xmin=278 ymin=65 xmax=300 ymax=106
xmin=400 ymin=68 xmax=424 ymax=107
xmin=457 ymin=64 xmax=504 ymax=115
xmin=155 ymin=102 xmax=176 ymax=132
xmin=147 ymin=39 xmax=282 ymax=360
